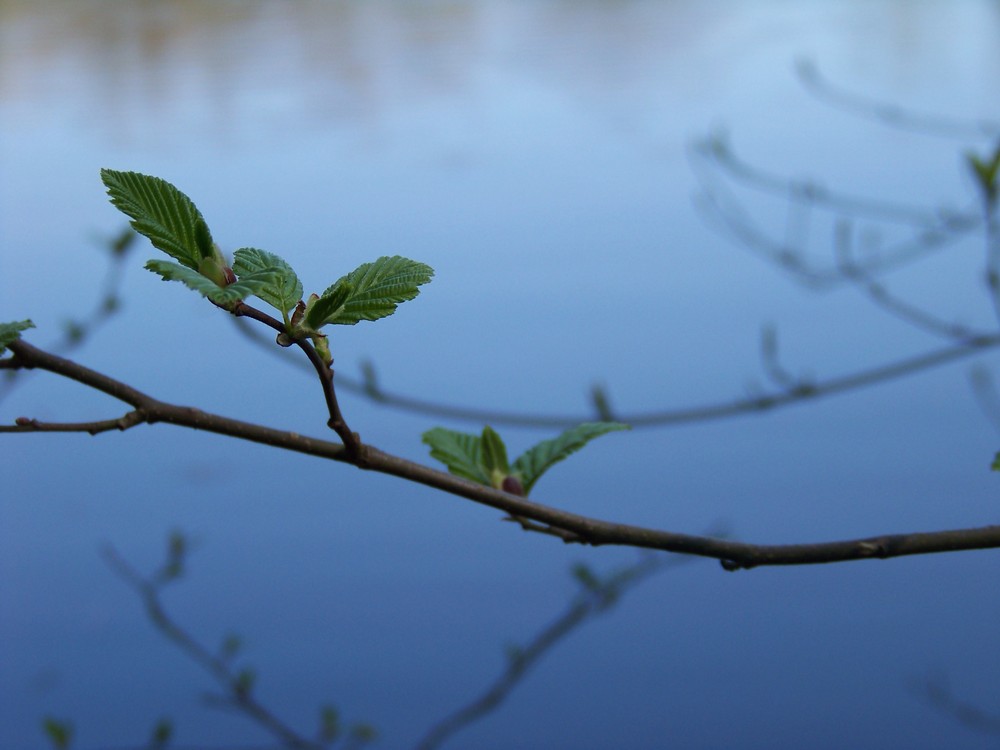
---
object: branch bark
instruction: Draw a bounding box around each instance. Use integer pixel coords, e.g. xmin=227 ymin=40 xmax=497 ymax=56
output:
xmin=4 ymin=338 xmax=999 ymax=570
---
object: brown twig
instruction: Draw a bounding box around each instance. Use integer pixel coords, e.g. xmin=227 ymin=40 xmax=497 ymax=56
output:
xmin=231 ymin=301 xmax=362 ymax=457
xmin=4 ymin=338 xmax=1000 ymax=569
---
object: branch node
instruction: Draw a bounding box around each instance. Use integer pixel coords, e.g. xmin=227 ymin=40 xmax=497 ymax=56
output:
xmin=720 ymin=559 xmax=750 ymax=572
xmin=857 ymin=539 xmax=887 ymax=557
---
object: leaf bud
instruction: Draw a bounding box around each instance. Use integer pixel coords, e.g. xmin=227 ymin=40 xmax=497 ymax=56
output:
xmin=197 ymin=254 xmax=235 ymax=287
xmin=502 ymin=475 xmax=525 ymax=496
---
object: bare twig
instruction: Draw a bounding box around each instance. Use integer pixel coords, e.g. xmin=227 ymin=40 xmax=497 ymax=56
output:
xmin=228 ymin=314 xmax=1000 ymax=430
xmin=102 ymin=543 xmax=324 ymax=749
xmin=696 ymin=130 xmax=952 ymax=227
xmin=0 ymin=226 xmax=135 ymax=404
xmin=415 ymin=553 xmax=692 ymax=750
xmin=796 ymin=59 xmax=1000 ymax=142
xmin=969 ymin=366 xmax=1000 ymax=435
xmin=833 ymin=220 xmax=987 ymax=342
xmin=913 ymin=671 xmax=1000 ymax=736
xmin=983 ymin=209 xmax=1000 ymax=330
xmin=691 ymin=134 xmax=980 ymax=288
xmin=758 ymin=325 xmax=812 ymax=394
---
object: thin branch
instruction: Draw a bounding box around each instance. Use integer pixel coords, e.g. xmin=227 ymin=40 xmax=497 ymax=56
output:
xmin=6 ymin=412 xmax=146 ymax=434
xmin=691 ymin=135 xmax=980 ymax=288
xmin=969 ymin=366 xmax=1000 ymax=436
xmin=758 ymin=325 xmax=811 ymax=393
xmin=0 ymin=225 xmax=135 ymax=404
xmin=834 ymin=220 xmax=988 ymax=342
xmin=5 ymin=339 xmax=1000 ymax=569
xmin=704 ymin=126 xmax=972 ymax=224
xmin=230 ymin=301 xmax=361 ymax=457
xmin=102 ymin=544 xmax=322 ymax=749
xmin=415 ymin=553 xmax=692 ymax=750
xmin=984 ymin=209 xmax=1000 ymax=330
xmin=913 ymin=671 xmax=1000 ymax=736
xmin=227 ymin=313 xmax=1000 ymax=430
xmin=695 ymin=131 xmax=951 ymax=227
xmin=796 ymin=59 xmax=1000 ymax=142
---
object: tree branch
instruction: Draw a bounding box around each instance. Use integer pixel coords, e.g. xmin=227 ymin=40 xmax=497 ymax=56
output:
xmin=230 ymin=300 xmax=362 ymax=457
xmin=231 ymin=314 xmax=1000 ymax=429
xmin=796 ymin=59 xmax=1000 ymax=141
xmin=0 ymin=225 xmax=135 ymax=405
xmin=415 ymin=553 xmax=691 ymax=750
xmin=691 ymin=132 xmax=980 ymax=288
xmin=833 ymin=220 xmax=988 ymax=343
xmin=4 ymin=338 xmax=1000 ymax=569
xmin=102 ymin=537 xmax=376 ymax=749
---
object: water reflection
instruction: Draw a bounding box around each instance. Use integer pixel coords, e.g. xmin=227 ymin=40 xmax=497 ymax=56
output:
xmin=5 ymin=0 xmax=998 ymax=149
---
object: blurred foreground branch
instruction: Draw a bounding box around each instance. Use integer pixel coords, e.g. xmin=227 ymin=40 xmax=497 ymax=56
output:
xmin=415 ymin=553 xmax=693 ymax=750
xmin=95 ymin=534 xmax=375 ymax=750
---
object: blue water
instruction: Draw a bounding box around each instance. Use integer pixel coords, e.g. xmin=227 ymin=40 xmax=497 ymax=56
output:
xmin=3 ymin=1 xmax=1000 ymax=748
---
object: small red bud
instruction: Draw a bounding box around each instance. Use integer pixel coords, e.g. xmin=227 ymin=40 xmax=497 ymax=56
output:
xmin=502 ymin=476 xmax=525 ymax=496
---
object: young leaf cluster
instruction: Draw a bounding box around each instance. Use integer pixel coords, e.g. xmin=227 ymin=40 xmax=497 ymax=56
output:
xmin=100 ymin=170 xmax=432 ymax=359
xmin=422 ymin=422 xmax=630 ymax=496
xmin=967 ymin=142 xmax=1000 ymax=208
xmin=0 ymin=320 xmax=34 ymax=354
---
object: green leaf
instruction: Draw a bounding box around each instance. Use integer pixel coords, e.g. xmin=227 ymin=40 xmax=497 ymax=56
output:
xmin=0 ymin=320 xmax=34 ymax=354
xmin=313 ymin=255 xmax=433 ymax=326
xmin=233 ymin=668 xmax=256 ymax=696
xmin=232 ymin=248 xmax=303 ymax=316
xmin=422 ymin=427 xmax=489 ymax=485
xmin=41 ymin=717 xmax=73 ymax=749
xmin=967 ymin=144 xmax=1000 ymax=205
xmin=304 ymin=282 xmax=354 ymax=331
xmin=145 ymin=260 xmax=277 ymax=305
xmin=571 ymin=562 xmax=601 ymax=591
xmin=991 ymin=452 xmax=1000 ymax=471
xmin=481 ymin=425 xmax=511 ymax=488
xmin=349 ymin=724 xmax=378 ymax=743
xmin=149 ymin=718 xmax=173 ymax=749
xmin=101 ymin=169 xmax=214 ymax=269
xmin=318 ymin=705 xmax=340 ymax=743
xmin=512 ymin=422 xmax=631 ymax=495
